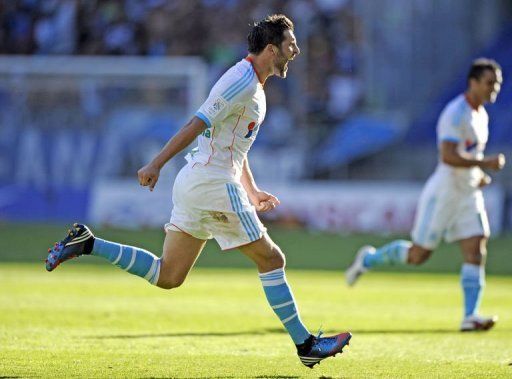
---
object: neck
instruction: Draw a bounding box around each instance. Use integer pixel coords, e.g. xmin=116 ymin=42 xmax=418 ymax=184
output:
xmin=247 ymin=54 xmax=272 ymax=85
xmin=464 ymin=91 xmax=481 ymax=110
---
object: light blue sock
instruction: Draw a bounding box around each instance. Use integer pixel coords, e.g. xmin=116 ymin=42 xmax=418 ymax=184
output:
xmin=259 ymin=268 xmax=310 ymax=345
xmin=461 ymin=263 xmax=484 ymax=317
xmin=92 ymin=238 xmax=161 ymax=285
xmin=363 ymin=240 xmax=411 ymax=268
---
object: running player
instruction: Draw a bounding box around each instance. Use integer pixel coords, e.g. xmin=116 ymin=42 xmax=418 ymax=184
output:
xmin=346 ymin=58 xmax=504 ymax=332
xmin=46 ymin=14 xmax=351 ymax=367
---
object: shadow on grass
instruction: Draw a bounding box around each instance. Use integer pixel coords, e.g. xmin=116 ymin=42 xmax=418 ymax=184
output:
xmin=86 ymin=327 xmax=471 ymax=339
xmin=141 ymin=377 xmax=300 ymax=379
xmin=85 ymin=328 xmax=287 ymax=339
xmin=351 ymin=328 xmax=462 ymax=334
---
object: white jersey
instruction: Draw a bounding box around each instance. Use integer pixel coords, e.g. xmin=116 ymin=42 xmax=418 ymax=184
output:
xmin=434 ymin=94 xmax=488 ymax=191
xmin=187 ymin=58 xmax=266 ymax=180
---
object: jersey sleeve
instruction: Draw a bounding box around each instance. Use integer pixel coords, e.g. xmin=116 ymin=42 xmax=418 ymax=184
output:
xmin=195 ymin=89 xmax=232 ymax=128
xmin=437 ymin=104 xmax=466 ymax=143
xmin=195 ymin=65 xmax=254 ymax=128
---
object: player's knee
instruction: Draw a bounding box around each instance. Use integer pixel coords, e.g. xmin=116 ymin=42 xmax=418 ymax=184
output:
xmin=157 ymin=276 xmax=185 ymax=290
xmin=268 ymin=245 xmax=286 ymax=270
xmin=408 ymin=249 xmax=431 ymax=265
xmin=157 ymin=271 xmax=186 ymax=290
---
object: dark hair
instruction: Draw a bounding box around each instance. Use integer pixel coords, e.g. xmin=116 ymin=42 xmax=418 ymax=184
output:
xmin=247 ymin=14 xmax=294 ymax=54
xmin=467 ymin=58 xmax=502 ymax=83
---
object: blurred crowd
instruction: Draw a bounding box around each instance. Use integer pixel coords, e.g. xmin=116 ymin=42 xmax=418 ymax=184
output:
xmin=0 ymin=0 xmax=363 ymax=132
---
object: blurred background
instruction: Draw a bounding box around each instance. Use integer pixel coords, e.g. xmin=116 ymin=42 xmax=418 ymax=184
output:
xmin=1 ymin=0 xmax=511 ymax=239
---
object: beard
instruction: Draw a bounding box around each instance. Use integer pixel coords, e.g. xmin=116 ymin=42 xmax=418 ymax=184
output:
xmin=274 ymin=54 xmax=289 ymax=78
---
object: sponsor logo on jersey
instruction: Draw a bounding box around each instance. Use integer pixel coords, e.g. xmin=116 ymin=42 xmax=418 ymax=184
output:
xmin=205 ymin=96 xmax=227 ymax=119
xmin=465 ymin=139 xmax=477 ymax=152
xmin=244 ymin=121 xmax=259 ymax=138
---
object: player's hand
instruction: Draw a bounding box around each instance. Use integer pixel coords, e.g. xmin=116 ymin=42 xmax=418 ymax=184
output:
xmin=137 ymin=163 xmax=160 ymax=191
xmin=250 ymin=191 xmax=281 ymax=212
xmin=482 ymin=153 xmax=506 ymax=171
xmin=478 ymin=173 xmax=492 ymax=188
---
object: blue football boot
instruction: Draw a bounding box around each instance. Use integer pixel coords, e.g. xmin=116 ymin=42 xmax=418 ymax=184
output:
xmin=297 ymin=331 xmax=352 ymax=368
xmin=45 ymin=223 xmax=95 ymax=271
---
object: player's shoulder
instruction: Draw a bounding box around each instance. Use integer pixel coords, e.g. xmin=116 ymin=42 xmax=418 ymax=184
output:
xmin=211 ymin=59 xmax=257 ymax=101
xmin=440 ymin=94 xmax=470 ymax=126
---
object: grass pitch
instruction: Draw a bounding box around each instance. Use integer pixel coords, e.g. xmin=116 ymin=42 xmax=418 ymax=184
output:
xmin=1 ymin=223 xmax=511 ymax=378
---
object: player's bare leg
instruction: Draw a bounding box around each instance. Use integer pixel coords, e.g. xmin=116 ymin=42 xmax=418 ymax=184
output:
xmin=406 ymin=245 xmax=433 ymax=265
xmin=240 ymin=233 xmax=351 ymax=368
xmin=46 ymin=224 xmax=206 ymax=289
xmin=346 ymin=240 xmax=426 ymax=286
xmin=156 ymin=230 xmax=206 ymax=289
xmin=459 ymin=235 xmax=496 ymax=331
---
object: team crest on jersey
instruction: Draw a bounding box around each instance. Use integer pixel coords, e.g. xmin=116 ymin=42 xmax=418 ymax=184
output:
xmin=244 ymin=121 xmax=259 ymax=138
xmin=205 ymin=96 xmax=227 ymax=118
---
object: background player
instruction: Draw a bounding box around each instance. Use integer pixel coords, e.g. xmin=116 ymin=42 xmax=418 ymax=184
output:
xmin=45 ymin=14 xmax=351 ymax=368
xmin=345 ymin=58 xmax=505 ymax=332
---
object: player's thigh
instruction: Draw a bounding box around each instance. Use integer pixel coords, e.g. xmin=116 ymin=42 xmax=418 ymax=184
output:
xmin=447 ymin=191 xmax=490 ymax=245
xmin=459 ymin=235 xmax=487 ymax=265
xmin=238 ymin=233 xmax=285 ymax=273
xmin=411 ymin=187 xmax=454 ymax=250
xmin=158 ymin=230 xmax=207 ymax=288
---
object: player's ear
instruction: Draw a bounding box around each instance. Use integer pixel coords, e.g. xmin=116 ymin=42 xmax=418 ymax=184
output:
xmin=267 ymin=44 xmax=277 ymax=55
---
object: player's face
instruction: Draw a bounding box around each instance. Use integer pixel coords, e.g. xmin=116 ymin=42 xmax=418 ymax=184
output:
xmin=273 ymin=29 xmax=300 ymax=78
xmin=476 ymin=69 xmax=502 ymax=104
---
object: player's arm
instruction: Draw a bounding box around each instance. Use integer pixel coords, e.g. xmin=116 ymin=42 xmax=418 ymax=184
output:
xmin=138 ymin=116 xmax=207 ymax=191
xmin=440 ymin=141 xmax=506 ymax=171
xmin=241 ymin=158 xmax=280 ymax=212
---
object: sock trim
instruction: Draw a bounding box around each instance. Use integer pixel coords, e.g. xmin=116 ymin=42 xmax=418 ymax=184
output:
xmin=282 ymin=312 xmax=298 ymax=324
xmin=112 ymin=245 xmax=123 ymax=265
xmin=124 ymin=247 xmax=137 ymax=271
xmin=149 ymin=260 xmax=161 ymax=285
xmin=272 ymin=300 xmax=294 ymax=310
xmin=259 ymin=268 xmax=284 ymax=277
xmin=144 ymin=259 xmax=158 ymax=280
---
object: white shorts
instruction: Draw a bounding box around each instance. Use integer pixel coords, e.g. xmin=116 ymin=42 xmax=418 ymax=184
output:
xmin=411 ymin=175 xmax=490 ymax=250
xmin=165 ymin=164 xmax=267 ymax=250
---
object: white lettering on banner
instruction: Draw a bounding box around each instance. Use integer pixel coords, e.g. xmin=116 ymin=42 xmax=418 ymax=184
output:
xmin=52 ymin=131 xmax=97 ymax=188
xmin=89 ymin=180 xmax=504 ymax=235
xmin=15 ymin=128 xmax=97 ymax=190
xmin=16 ymin=128 xmax=46 ymax=188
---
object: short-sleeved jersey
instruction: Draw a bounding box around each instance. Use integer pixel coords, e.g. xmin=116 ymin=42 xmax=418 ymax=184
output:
xmin=186 ymin=58 xmax=266 ymax=180
xmin=435 ymin=94 xmax=488 ymax=190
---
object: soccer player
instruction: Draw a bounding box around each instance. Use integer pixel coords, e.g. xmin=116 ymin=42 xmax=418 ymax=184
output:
xmin=46 ymin=14 xmax=351 ymax=367
xmin=345 ymin=58 xmax=505 ymax=332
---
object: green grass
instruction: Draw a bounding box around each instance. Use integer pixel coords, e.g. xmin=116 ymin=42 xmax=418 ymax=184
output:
xmin=1 ymin=265 xmax=511 ymax=378
xmin=1 ymin=223 xmax=512 ymax=377
xmin=2 ymin=221 xmax=512 ymax=274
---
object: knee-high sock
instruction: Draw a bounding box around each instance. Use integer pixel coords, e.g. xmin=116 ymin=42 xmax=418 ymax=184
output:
xmin=92 ymin=238 xmax=161 ymax=285
xmin=259 ymin=268 xmax=310 ymax=345
xmin=363 ymin=240 xmax=411 ymax=268
xmin=461 ymin=263 xmax=484 ymax=317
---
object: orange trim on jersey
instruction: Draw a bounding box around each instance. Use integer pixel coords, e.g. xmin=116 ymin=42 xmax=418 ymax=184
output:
xmin=245 ymin=56 xmax=264 ymax=85
xmin=229 ymin=106 xmax=246 ymax=167
xmin=464 ymin=93 xmax=479 ymax=111
xmin=204 ymin=124 xmax=216 ymax=166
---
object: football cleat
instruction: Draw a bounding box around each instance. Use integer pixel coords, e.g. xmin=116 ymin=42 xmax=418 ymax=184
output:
xmin=345 ymin=245 xmax=374 ymax=286
xmin=298 ymin=331 xmax=352 ymax=368
xmin=460 ymin=314 xmax=498 ymax=332
xmin=45 ymin=223 xmax=95 ymax=272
